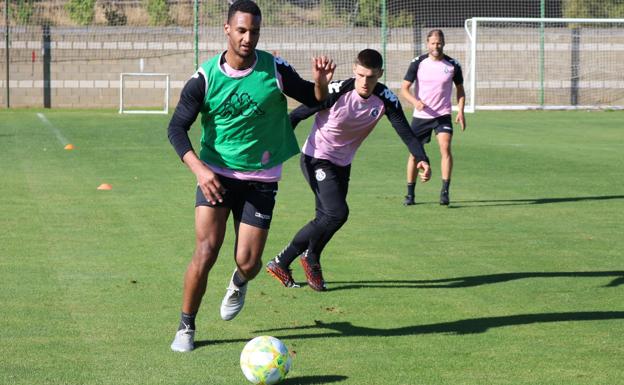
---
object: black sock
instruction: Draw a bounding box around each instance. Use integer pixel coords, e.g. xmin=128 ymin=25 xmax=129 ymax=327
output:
xmin=274 ymin=243 xmax=303 ymax=268
xmin=178 ymin=312 xmax=196 ymax=331
xmin=407 ymin=183 xmax=415 ymax=197
xmin=442 ymin=179 xmax=450 ymax=192
xmin=232 ymin=270 xmax=247 ymax=287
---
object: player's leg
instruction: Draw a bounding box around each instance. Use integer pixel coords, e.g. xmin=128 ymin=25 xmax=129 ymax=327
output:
xmin=220 ymin=180 xmax=276 ymax=320
xmin=404 ymin=117 xmax=432 ymax=205
xmin=305 ymin=162 xmax=350 ymax=261
xmin=432 ymin=115 xmax=454 ymax=206
xmin=268 ymin=156 xmax=349 ymax=291
xmin=436 ymin=131 xmax=453 ymax=205
xmin=171 ymin=203 xmax=229 ymax=352
xmin=298 ymin=158 xmax=350 ymax=291
xmin=266 ymin=155 xmax=312 ymax=287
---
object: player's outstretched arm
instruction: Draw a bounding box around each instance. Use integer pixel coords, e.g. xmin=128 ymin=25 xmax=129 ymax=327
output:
xmin=311 ymin=56 xmax=335 ymax=102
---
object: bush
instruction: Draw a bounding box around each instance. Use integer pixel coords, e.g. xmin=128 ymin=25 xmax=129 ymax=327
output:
xmin=145 ymin=0 xmax=171 ymax=26
xmin=103 ymin=3 xmax=128 ymax=26
xmin=563 ymin=0 xmax=624 ymax=18
xmin=65 ymin=0 xmax=96 ymax=25
xmin=12 ymin=0 xmax=34 ymax=25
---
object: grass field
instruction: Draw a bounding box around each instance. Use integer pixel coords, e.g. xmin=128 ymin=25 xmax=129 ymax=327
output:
xmin=1 ymin=108 xmax=623 ymax=385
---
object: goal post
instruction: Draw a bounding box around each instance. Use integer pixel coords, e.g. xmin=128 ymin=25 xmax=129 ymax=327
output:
xmin=119 ymin=72 xmax=170 ymax=114
xmin=464 ymin=17 xmax=624 ymax=111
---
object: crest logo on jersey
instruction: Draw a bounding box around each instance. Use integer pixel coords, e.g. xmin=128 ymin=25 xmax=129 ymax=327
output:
xmin=215 ymin=92 xmax=264 ymax=118
xmin=315 ymin=168 xmax=326 ymax=181
xmin=371 ymin=108 xmax=380 ymax=117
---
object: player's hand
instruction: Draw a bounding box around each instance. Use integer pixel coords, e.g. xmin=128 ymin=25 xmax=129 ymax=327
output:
xmin=416 ymin=161 xmax=431 ymax=182
xmin=196 ymin=165 xmax=224 ymax=204
xmin=311 ymin=55 xmax=335 ymax=87
xmin=456 ymin=111 xmax=466 ymax=131
xmin=414 ymin=99 xmax=426 ymax=111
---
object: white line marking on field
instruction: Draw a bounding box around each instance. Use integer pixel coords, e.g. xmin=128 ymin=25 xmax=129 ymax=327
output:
xmin=37 ymin=112 xmax=70 ymax=146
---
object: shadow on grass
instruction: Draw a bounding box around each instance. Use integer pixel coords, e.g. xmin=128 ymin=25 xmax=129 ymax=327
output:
xmin=326 ymin=271 xmax=624 ymax=291
xmin=196 ymin=311 xmax=624 ymax=348
xmin=281 ymin=375 xmax=348 ymax=384
xmin=254 ymin=311 xmax=624 ymax=337
xmin=447 ymin=194 xmax=624 ymax=208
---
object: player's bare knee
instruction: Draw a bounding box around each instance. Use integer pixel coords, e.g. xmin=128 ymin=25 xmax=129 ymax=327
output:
xmin=193 ymin=240 xmax=220 ymax=267
xmin=236 ymin=259 xmax=262 ymax=280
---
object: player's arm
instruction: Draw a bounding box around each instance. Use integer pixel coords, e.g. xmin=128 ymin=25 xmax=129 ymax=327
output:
xmin=167 ymin=74 xmax=203 ymax=160
xmin=401 ymin=59 xmax=426 ymax=111
xmin=167 ymin=72 xmax=224 ymax=203
xmin=455 ymin=83 xmax=466 ymax=131
xmin=290 ymin=80 xmax=343 ymax=128
xmin=290 ymin=103 xmax=322 ymax=129
xmin=384 ymin=95 xmax=431 ymax=182
xmin=451 ymin=60 xmax=466 ymax=131
xmin=277 ymin=56 xmax=334 ymax=106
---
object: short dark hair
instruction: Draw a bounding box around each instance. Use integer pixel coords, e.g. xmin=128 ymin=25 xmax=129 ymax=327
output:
xmin=426 ymin=29 xmax=445 ymax=43
xmin=227 ymin=0 xmax=261 ymax=22
xmin=355 ymin=49 xmax=383 ymax=70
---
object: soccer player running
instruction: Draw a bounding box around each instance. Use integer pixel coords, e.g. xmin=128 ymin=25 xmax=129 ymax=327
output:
xmin=167 ymin=0 xmax=335 ymax=352
xmin=266 ymin=49 xmax=431 ymax=292
xmin=401 ymin=29 xmax=466 ymax=206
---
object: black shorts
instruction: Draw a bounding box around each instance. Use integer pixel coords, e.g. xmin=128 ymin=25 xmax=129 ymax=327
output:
xmin=195 ymin=175 xmax=278 ymax=229
xmin=410 ymin=115 xmax=453 ymax=144
xmin=300 ymin=154 xmax=351 ymax=216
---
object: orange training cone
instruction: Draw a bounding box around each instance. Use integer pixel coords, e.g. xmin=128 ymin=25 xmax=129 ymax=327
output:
xmin=64 ymin=144 xmax=74 ymax=150
xmin=97 ymin=183 xmax=112 ymax=190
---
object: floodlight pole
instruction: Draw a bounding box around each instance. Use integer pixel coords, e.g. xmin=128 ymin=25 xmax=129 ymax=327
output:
xmin=538 ymin=0 xmax=545 ymax=107
xmin=380 ymin=0 xmax=387 ymax=84
xmin=43 ymin=24 xmax=51 ymax=108
xmin=5 ymin=0 xmax=9 ymax=108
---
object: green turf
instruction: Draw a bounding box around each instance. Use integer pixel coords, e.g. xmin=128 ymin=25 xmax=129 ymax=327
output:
xmin=1 ymin=108 xmax=622 ymax=385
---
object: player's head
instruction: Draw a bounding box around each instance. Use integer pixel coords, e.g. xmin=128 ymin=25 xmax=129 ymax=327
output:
xmin=426 ymin=29 xmax=445 ymax=59
xmin=353 ymin=49 xmax=384 ymax=98
xmin=225 ymin=0 xmax=262 ymax=59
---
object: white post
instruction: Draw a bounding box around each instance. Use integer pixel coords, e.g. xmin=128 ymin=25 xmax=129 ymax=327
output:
xmin=469 ymin=18 xmax=477 ymax=113
xmin=118 ymin=73 xmax=124 ymax=114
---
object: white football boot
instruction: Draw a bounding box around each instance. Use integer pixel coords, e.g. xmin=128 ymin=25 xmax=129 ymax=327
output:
xmin=170 ymin=324 xmax=195 ymax=352
xmin=220 ymin=270 xmax=248 ymax=321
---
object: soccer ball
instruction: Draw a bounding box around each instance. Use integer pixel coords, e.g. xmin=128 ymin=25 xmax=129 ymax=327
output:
xmin=240 ymin=335 xmax=292 ymax=385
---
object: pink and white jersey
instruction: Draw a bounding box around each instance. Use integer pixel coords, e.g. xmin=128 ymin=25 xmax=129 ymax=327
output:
xmin=403 ymin=54 xmax=463 ymax=119
xmin=302 ymin=82 xmax=385 ymax=166
xmin=290 ymin=77 xmax=429 ymax=167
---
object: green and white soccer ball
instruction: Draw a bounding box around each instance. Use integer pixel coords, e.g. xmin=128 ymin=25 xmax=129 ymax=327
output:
xmin=240 ymin=335 xmax=292 ymax=385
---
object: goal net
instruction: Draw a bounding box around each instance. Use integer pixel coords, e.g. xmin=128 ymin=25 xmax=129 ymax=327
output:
xmin=465 ymin=17 xmax=624 ymax=110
